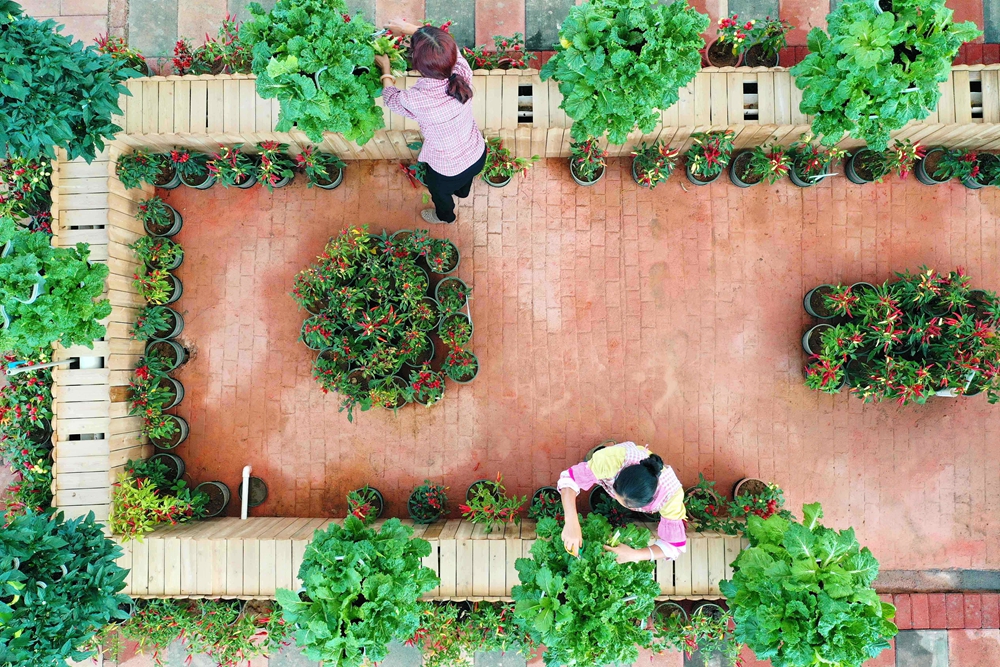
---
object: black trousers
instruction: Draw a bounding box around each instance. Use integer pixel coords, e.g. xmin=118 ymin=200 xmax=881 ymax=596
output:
xmin=424 ymin=148 xmax=487 ymax=223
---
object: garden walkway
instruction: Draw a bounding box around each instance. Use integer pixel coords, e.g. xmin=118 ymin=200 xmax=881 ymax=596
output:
xmin=161 ymin=159 xmax=1000 ymax=580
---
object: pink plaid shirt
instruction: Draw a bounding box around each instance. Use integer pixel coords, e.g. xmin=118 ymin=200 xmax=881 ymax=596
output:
xmin=382 ymin=57 xmax=485 ymax=177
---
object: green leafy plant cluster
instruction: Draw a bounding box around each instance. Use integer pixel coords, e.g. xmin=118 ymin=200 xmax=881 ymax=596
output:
xmin=542 ymin=0 xmax=707 ymax=144
xmin=241 ymin=0 xmax=387 ymax=144
xmin=0 ymin=510 xmax=131 ymax=667
xmin=803 ymin=268 xmax=1000 ymax=404
xmin=512 ymin=513 xmax=659 ymax=667
xmin=110 ymin=598 xmax=290 ymax=666
xmin=791 ymin=0 xmax=980 ymax=151
xmin=0 ymin=0 xmax=134 ymax=162
xmin=0 ymin=218 xmax=111 ymax=355
xmin=109 ymin=458 xmax=208 ymax=541
xmin=721 ymin=503 xmax=897 ymax=667
xmin=275 ymin=516 xmax=438 ymax=666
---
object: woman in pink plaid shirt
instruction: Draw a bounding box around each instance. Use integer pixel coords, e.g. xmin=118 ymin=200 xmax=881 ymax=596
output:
xmin=375 ymin=19 xmax=486 ymax=225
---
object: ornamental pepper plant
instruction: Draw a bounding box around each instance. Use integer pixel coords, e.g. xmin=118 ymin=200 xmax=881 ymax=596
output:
xmin=256 ymin=140 xmax=295 ymax=190
xmin=684 ymin=474 xmax=740 ymax=535
xmin=408 ymin=480 xmax=449 ymax=524
xmin=462 ymin=33 xmax=529 ymax=70
xmin=295 ymin=146 xmax=346 ymax=186
xmin=569 ymin=137 xmax=608 ymax=182
xmin=685 ymin=131 xmax=735 ymax=180
xmin=206 ymin=144 xmax=255 ymax=187
xmin=482 ymin=137 xmax=538 ymax=183
xmin=631 ymin=141 xmax=680 ymax=188
xmin=460 ymin=473 xmax=526 ymax=533
xmin=746 ymin=144 xmax=791 ymax=184
xmin=116 ymin=149 xmax=164 ymax=190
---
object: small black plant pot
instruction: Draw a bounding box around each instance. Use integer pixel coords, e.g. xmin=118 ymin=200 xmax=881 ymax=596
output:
xmin=743 ymin=44 xmax=778 ymax=67
xmin=180 ymin=170 xmax=216 ymax=189
xmin=789 ymin=161 xmax=829 ymax=188
xmin=685 ymin=162 xmax=723 ymax=186
xmin=729 ymin=150 xmax=762 ymax=188
xmin=151 ymin=306 xmax=185 ymax=340
xmin=238 ymin=476 xmax=269 ymax=508
xmin=150 ymin=415 xmax=189 ymax=449
xmin=143 ymin=205 xmax=183 ymax=238
xmin=914 ymin=147 xmax=949 ymax=185
xmin=150 ymin=452 xmax=185 ymax=482
xmin=532 ymin=486 xmax=560 ymax=505
xmin=733 ymin=477 xmax=768 ymax=499
xmin=407 ymin=488 xmax=446 ymax=524
xmin=466 ymin=479 xmax=500 ymax=503
xmin=312 ymin=167 xmax=344 ymax=190
xmin=802 ymin=323 xmax=833 ymax=355
xmin=154 ymin=164 xmax=182 ymax=190
xmin=161 ymin=274 xmax=184 ymax=306
xmin=963 ymin=153 xmax=1000 ymax=190
xmin=569 ymin=159 xmax=605 ymax=186
xmin=704 ymin=39 xmax=741 ymax=67
xmin=350 ymin=487 xmax=385 ymax=519
xmin=145 ymin=339 xmax=188 ymax=371
xmin=234 ymin=172 xmax=258 ymax=189
xmin=28 ymin=420 xmax=53 ymax=446
xmin=483 ymin=174 xmax=512 ymax=188
xmin=196 ymin=481 xmax=232 ymax=518
xmin=845 ymin=148 xmax=888 ymax=184
xmin=803 ymin=284 xmax=837 ymax=319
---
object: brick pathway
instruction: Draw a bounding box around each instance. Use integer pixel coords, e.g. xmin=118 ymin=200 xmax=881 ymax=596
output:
xmin=13 ymin=0 xmax=1000 ymax=62
xmin=160 ymin=159 xmax=1000 ymax=576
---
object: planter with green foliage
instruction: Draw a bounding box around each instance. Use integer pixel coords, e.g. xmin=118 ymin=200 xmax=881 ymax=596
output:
xmin=0 ymin=0 xmax=134 ymax=162
xmin=275 ymin=515 xmax=438 ymax=666
xmin=241 ymin=0 xmax=389 ymax=144
xmin=721 ymin=503 xmax=897 ymax=667
xmin=512 ymin=514 xmax=659 ymax=667
xmin=0 ymin=510 xmax=131 ymax=665
xmin=0 ymin=219 xmax=111 ymax=355
xmin=542 ymin=0 xmax=707 ymax=144
xmin=791 ymin=0 xmax=979 ymax=151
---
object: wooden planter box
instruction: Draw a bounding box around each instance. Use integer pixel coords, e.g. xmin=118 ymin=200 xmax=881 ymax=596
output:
xmin=114 ymin=517 xmax=746 ymax=601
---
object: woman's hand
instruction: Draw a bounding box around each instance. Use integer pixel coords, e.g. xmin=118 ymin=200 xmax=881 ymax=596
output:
xmin=603 ymin=544 xmax=642 ymax=564
xmin=374 ymin=54 xmax=392 ymax=75
xmin=561 ymin=521 xmax=582 ymax=557
xmin=387 ymin=18 xmax=420 ymax=36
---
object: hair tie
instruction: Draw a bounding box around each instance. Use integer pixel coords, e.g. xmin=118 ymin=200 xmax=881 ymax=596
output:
xmin=448 ymin=72 xmax=458 ymax=81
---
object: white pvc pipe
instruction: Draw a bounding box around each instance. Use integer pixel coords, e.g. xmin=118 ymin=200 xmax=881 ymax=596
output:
xmin=240 ymin=466 xmax=252 ymax=520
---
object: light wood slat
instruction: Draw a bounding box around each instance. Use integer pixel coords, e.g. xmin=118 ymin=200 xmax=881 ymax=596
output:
xmin=707 ymin=536 xmax=726 ymax=595
xmin=157 ymin=82 xmax=175 ymax=135
xmin=163 ymin=534 xmax=182 ymax=596
xmin=656 ymin=554 xmax=675 ymax=596
xmin=125 ymin=80 xmax=143 ymax=135
xmin=146 ymin=538 xmax=166 ymax=595
xmin=937 ymin=76 xmax=956 ymax=124
xmin=207 ymin=80 xmax=225 ymax=134
xmin=673 ymin=540 xmax=693 ymax=596
xmin=501 ymin=76 xmax=519 ymax=130
xmin=472 ymin=524 xmax=490 ymax=597
xmin=403 ymin=77 xmax=421 ymax=131
xmin=485 ymin=76 xmax=504 ymax=130
xmin=725 ymin=72 xmax=743 ymax=125
xmin=488 ymin=539 xmax=506 ymax=597
xmin=131 ymin=538 xmax=149 ymax=596
xmin=690 ymin=536 xmax=710 ymax=594
xmin=455 ymin=520 xmax=475 ymax=598
xmin=531 ymin=75 xmax=548 ymax=129
xmin=953 ymin=70 xmax=973 ymax=124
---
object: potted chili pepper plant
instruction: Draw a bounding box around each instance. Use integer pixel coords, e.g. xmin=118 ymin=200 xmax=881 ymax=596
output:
xmin=136 ymin=196 xmax=183 ymax=238
xmin=295 ymin=146 xmax=346 ymax=189
xmin=300 ymin=315 xmax=338 ymax=351
xmin=685 ymin=131 xmax=735 ymax=185
xmin=707 ymin=15 xmax=747 ymax=67
xmin=932 ymin=149 xmax=1000 ymax=189
xmin=169 ymin=149 xmax=215 ymax=189
xmin=845 ymin=139 xmax=925 ymax=184
xmin=443 ymin=346 xmax=479 ymax=384
xmin=684 ymin=474 xmax=740 ymax=534
xmin=408 ymin=480 xmax=448 ymax=523
xmin=729 ymin=144 xmax=790 ymax=187
xmin=255 ymin=141 xmax=295 ymax=191
xmin=461 ymin=473 xmax=525 ymax=533
xmin=788 ymin=135 xmax=847 ymax=187
xmin=131 ymin=305 xmax=184 ymax=341
xmin=347 ymin=485 xmax=385 ymax=525
xmin=369 ymin=376 xmax=409 ymax=411
xmin=194 ymin=481 xmax=232 ymax=518
xmin=631 ymin=141 xmax=679 ymax=188
xmin=914 ymin=146 xmax=950 ymax=185
xmin=145 ymin=339 xmax=188 ymax=371
xmin=426 ymin=238 xmax=460 ymax=275
xmin=411 ymin=297 xmax=442 ymax=331
xmin=406 ymin=364 xmax=445 ymax=407
xmin=439 ymin=313 xmax=473 ymax=347
xmin=730 ymin=478 xmax=791 ymax=521
xmin=568 ymin=137 xmax=608 ymax=186
xmin=129 ymin=235 xmax=184 ymax=271
xmin=207 ymin=145 xmax=257 ymax=188
xmin=435 ymin=277 xmax=470 ymax=315
xmin=147 ymin=413 xmax=189 ymax=449
xmin=116 ymin=149 xmax=164 ymax=190
xmin=481 ymin=137 xmax=538 ymax=187
xmin=132 ymin=268 xmax=182 ymax=306
xmin=527 ymin=486 xmax=564 ymax=521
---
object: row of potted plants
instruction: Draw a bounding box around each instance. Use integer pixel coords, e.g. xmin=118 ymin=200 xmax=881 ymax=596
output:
xmin=802 ymin=267 xmax=1000 ymax=404
xmin=406 ymin=137 xmax=539 ymax=190
xmin=706 ymin=14 xmax=792 ymax=68
xmin=116 ymin=144 xmax=347 ymax=192
xmin=293 ymin=226 xmax=479 ymax=421
xmin=0 ymin=155 xmax=53 ymax=232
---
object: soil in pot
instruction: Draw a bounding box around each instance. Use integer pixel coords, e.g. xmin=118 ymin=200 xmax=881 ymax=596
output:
xmin=847 ymin=149 xmax=888 ymax=184
xmin=744 ymin=44 xmax=778 ymax=67
xmin=145 ymin=339 xmax=188 ymax=369
xmin=145 ymin=207 xmax=181 ymax=237
xmin=804 ymin=285 xmax=836 ymax=318
xmin=803 ymin=324 xmax=831 ymax=355
xmin=570 ymin=160 xmax=605 ymax=186
xmin=238 ymin=476 xmax=269 ymax=508
xmin=154 ymin=164 xmax=181 ymax=189
xmin=196 ymin=481 xmax=231 ymax=518
xmin=916 ymin=148 xmax=949 ymax=184
xmin=313 ymin=167 xmax=344 ymax=190
xmin=729 ymin=150 xmax=762 ymax=187
xmin=150 ymin=415 xmax=189 ymax=449
xmin=706 ymin=39 xmax=740 ymax=67
xmin=150 ymin=453 xmax=184 ymax=482
xmin=733 ymin=477 xmax=768 ymax=499
xmin=180 ymin=169 xmax=215 ymax=189
xmin=152 ymin=307 xmax=184 ymax=340
xmin=484 ymin=174 xmax=512 ymax=187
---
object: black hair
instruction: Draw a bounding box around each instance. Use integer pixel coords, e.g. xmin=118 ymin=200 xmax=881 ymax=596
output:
xmin=612 ymin=454 xmax=664 ymax=508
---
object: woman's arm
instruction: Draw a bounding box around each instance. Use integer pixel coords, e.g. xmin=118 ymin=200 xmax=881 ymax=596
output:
xmin=387 ymin=18 xmax=421 ymax=36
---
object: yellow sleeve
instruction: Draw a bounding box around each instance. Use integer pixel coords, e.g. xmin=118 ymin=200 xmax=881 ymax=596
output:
xmin=588 ymin=445 xmax=628 ymax=480
xmin=659 ymin=488 xmax=687 ymax=521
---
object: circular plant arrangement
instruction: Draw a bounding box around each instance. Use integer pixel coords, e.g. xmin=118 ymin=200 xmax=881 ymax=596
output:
xmin=292 ymin=226 xmax=478 ymax=421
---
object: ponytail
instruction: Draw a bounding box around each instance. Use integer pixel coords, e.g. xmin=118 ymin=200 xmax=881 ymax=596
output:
xmin=447 ymin=72 xmax=472 ymax=104
xmin=613 ymin=454 xmax=664 ymax=508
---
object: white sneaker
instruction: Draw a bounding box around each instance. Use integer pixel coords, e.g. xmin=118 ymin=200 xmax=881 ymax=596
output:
xmin=421 ymin=208 xmax=454 ymax=224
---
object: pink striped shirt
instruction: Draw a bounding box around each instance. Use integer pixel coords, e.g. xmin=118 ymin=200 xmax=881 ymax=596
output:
xmin=382 ymin=56 xmax=485 ymax=177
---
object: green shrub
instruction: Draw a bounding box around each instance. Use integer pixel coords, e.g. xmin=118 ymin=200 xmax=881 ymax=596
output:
xmin=0 ymin=0 xmax=134 ymax=162
xmin=721 ymin=503 xmax=897 ymax=667
xmin=512 ymin=514 xmax=659 ymax=666
xmin=791 ymin=0 xmax=979 ymax=151
xmin=542 ymin=0 xmax=707 ymax=144
xmin=276 ymin=516 xmax=438 ymax=666
xmin=0 ymin=218 xmax=111 ymax=355
xmin=241 ymin=0 xmax=386 ymax=144
xmin=0 ymin=510 xmax=131 ymax=666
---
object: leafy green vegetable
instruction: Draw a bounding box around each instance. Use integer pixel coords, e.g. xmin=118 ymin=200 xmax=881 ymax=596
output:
xmin=791 ymin=0 xmax=980 ymax=151
xmin=0 ymin=1 xmax=134 ymax=162
xmin=721 ymin=503 xmax=897 ymax=667
xmin=512 ymin=514 xmax=658 ymax=666
xmin=276 ymin=516 xmax=438 ymax=666
xmin=241 ymin=0 xmax=387 ymax=144
xmin=541 ymin=0 xmax=707 ymax=144
xmin=0 ymin=510 xmax=131 ymax=666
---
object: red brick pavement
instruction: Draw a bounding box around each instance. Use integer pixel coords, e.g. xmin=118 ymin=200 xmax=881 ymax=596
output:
xmin=160 ymin=159 xmax=1000 ymax=574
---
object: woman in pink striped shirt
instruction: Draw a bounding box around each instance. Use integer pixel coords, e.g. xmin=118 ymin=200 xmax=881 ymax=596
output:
xmin=375 ymin=20 xmax=486 ymax=225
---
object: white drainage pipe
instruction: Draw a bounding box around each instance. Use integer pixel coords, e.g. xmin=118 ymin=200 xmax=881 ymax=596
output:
xmin=241 ymin=465 xmax=252 ymax=520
